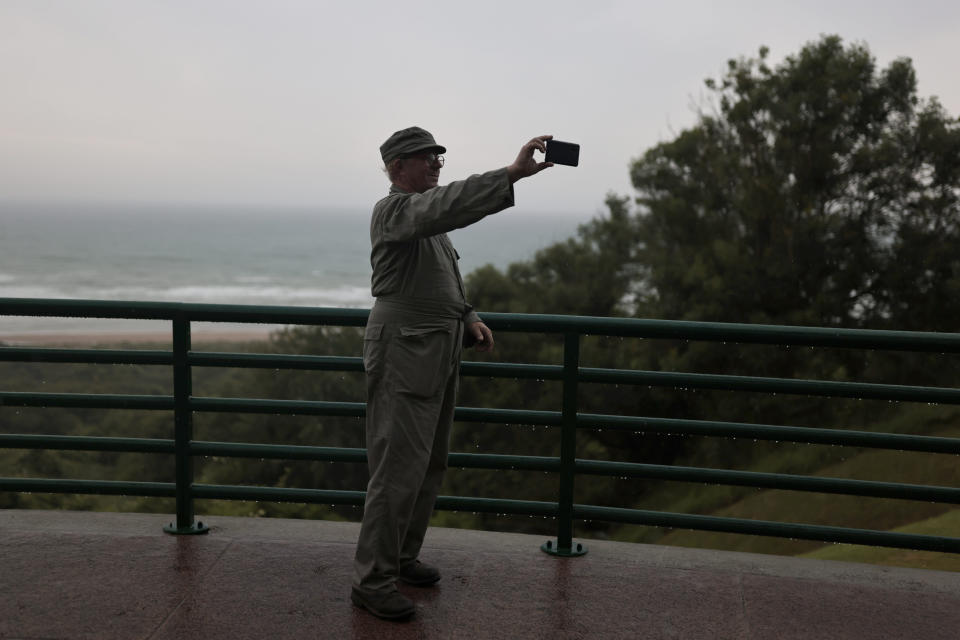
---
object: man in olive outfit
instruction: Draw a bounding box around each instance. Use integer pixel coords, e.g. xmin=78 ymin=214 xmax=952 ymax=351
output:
xmin=351 ymin=127 xmax=554 ymax=620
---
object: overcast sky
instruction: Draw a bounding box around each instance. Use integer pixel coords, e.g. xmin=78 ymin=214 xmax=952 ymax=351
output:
xmin=2 ymin=0 xmax=958 ymax=218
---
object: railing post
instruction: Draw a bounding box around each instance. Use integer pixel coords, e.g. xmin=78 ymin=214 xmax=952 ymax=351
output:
xmin=164 ymin=314 xmax=208 ymax=535
xmin=542 ymin=332 xmax=587 ymax=556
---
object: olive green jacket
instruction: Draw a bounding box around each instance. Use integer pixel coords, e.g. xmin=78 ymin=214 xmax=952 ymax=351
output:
xmin=369 ymin=168 xmax=514 ymax=323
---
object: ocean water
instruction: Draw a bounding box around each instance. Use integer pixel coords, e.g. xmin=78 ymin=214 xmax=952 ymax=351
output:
xmin=0 ymin=202 xmax=585 ymax=335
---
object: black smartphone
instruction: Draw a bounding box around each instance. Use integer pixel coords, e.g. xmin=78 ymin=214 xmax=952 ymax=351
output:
xmin=545 ymin=139 xmax=580 ymax=167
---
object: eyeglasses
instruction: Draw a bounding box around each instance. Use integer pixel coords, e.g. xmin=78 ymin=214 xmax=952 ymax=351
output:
xmin=401 ymin=152 xmax=444 ymax=167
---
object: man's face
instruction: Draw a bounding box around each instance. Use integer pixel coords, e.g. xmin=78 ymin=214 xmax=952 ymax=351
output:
xmin=398 ymin=151 xmax=443 ymax=193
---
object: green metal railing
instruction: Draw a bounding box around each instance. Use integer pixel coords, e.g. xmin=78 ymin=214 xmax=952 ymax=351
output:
xmin=3 ymin=297 xmax=960 ymax=556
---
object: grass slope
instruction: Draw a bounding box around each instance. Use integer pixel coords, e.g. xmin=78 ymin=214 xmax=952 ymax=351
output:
xmin=639 ymin=407 xmax=960 ymax=571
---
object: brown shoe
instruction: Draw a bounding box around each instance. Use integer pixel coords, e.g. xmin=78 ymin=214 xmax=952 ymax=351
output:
xmin=399 ymin=561 xmax=441 ymax=586
xmin=351 ymin=587 xmax=415 ymax=620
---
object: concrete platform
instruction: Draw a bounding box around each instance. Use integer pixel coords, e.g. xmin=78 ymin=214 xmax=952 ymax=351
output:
xmin=2 ymin=509 xmax=960 ymax=639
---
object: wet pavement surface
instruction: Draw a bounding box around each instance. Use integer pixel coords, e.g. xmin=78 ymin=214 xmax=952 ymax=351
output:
xmin=3 ymin=509 xmax=960 ymax=639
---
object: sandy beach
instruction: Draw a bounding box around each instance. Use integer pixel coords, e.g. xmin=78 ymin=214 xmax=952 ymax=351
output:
xmin=0 ymin=327 xmax=275 ymax=347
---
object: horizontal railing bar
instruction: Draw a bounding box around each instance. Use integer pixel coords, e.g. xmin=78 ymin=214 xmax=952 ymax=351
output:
xmin=176 ymin=305 xmax=370 ymax=326
xmin=578 ymin=414 xmax=960 ymax=454
xmin=3 ymin=393 xmax=951 ymax=454
xmin=0 ymin=347 xmax=173 ymax=365
xmin=188 ymin=399 xmax=560 ymax=425
xmin=447 ymin=452 xmax=561 ymax=472
xmin=0 ymin=298 xmax=192 ymax=320
xmin=11 ymin=392 xmax=950 ymax=454
xmin=192 ymin=484 xmax=366 ymax=505
xmin=186 ymin=353 xmax=565 ymax=382
xmin=189 ymin=397 xmax=365 ymax=416
xmin=574 ymin=459 xmax=960 ymax=503
xmin=52 ymin=351 xmax=564 ymax=382
xmin=0 ymin=391 xmax=174 ymax=410
xmin=6 ymin=429 xmax=951 ymax=502
xmin=0 ymin=358 xmax=960 ymax=404
xmin=12 ymin=472 xmax=954 ymax=552
xmin=8 ymin=348 xmax=955 ymax=408
xmin=454 ymin=406 xmax=563 ymax=425
xmin=5 ymin=349 xmax=955 ymax=407
xmin=0 ymin=298 xmax=370 ymax=326
xmin=0 ymin=434 xmax=175 ymax=454
xmin=190 ymin=440 xmax=561 ymax=472
xmin=573 ymin=504 xmax=960 ymax=553
xmin=189 ymin=352 xmax=363 ymax=371
xmin=6 ymin=298 xmax=960 ymax=352
xmin=580 ymin=368 xmax=960 ymax=404
xmin=434 ymin=495 xmax=558 ymax=517
xmin=0 ymin=477 xmax=175 ymax=497
xmin=483 ymin=312 xmax=960 ymax=352
xmin=460 ymin=361 xmax=564 ymax=380
xmin=191 ymin=441 xmax=367 ymax=463
xmin=0 ymin=394 xmax=576 ymax=429
xmin=12 ymin=474 xmax=956 ymax=551
xmin=190 ymin=355 xmax=562 ymax=380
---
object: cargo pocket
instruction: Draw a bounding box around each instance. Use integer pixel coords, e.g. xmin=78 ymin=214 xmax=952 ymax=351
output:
xmin=362 ymin=323 xmax=385 ymax=380
xmin=390 ymin=324 xmax=452 ymax=398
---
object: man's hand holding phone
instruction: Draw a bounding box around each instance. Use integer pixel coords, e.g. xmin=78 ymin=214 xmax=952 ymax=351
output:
xmin=507 ymin=135 xmax=580 ymax=183
xmin=508 ymin=135 xmax=554 ymax=183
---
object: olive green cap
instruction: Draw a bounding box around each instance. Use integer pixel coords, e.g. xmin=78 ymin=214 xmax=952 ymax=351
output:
xmin=380 ymin=126 xmax=446 ymax=163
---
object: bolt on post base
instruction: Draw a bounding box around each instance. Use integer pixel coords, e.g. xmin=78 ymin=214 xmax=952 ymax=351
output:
xmin=163 ymin=520 xmax=210 ymax=535
xmin=541 ymin=539 xmax=587 ymax=557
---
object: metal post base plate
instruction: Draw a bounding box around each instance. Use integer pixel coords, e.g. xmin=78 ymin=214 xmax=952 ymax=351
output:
xmin=541 ymin=539 xmax=587 ymax=557
xmin=163 ymin=521 xmax=210 ymax=535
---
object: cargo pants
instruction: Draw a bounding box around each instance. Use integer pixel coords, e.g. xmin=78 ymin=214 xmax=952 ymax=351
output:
xmin=352 ymin=301 xmax=464 ymax=595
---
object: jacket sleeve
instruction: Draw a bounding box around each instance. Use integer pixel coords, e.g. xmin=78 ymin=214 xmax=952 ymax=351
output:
xmin=374 ymin=168 xmax=514 ymax=243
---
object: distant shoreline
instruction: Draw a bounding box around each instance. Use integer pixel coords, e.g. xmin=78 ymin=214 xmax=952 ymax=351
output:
xmin=0 ymin=328 xmax=275 ymax=347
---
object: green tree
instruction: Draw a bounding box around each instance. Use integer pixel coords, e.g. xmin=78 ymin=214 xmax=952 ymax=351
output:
xmin=466 ymin=193 xmax=640 ymax=317
xmin=630 ymin=35 xmax=960 ymax=332
xmin=626 ymin=35 xmax=960 ymax=404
